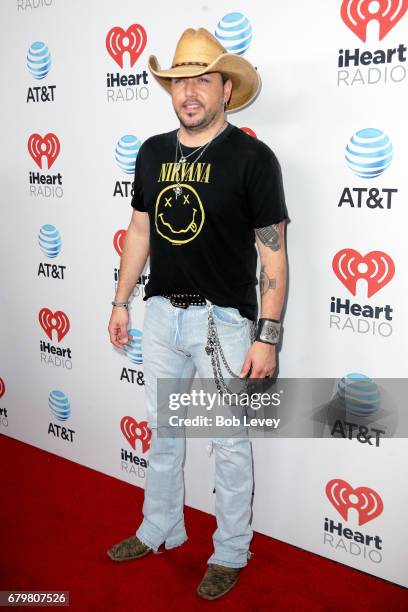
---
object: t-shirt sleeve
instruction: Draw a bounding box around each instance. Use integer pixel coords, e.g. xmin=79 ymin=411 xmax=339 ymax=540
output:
xmin=246 ymin=145 xmax=289 ymax=228
xmin=130 ymin=144 xmax=146 ymax=212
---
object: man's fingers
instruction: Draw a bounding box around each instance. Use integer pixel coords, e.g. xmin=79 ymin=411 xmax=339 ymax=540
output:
xmin=239 ymin=356 xmax=252 ymax=378
xmin=109 ymin=324 xmax=131 ymax=349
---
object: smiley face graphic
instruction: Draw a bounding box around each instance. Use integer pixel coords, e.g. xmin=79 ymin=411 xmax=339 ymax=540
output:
xmin=155 ymin=184 xmax=205 ymax=245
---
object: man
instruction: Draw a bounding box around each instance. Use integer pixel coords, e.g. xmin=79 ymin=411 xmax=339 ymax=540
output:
xmin=107 ymin=28 xmax=288 ymax=600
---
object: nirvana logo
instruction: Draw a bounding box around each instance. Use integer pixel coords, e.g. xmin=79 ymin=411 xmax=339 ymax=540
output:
xmin=28 ymin=133 xmax=63 ymax=198
xmin=39 ymin=308 xmax=72 ymax=370
xmin=105 ymin=24 xmax=149 ymax=103
xmin=330 ymin=248 xmax=395 ymax=337
xmin=120 ymin=416 xmax=151 ymax=479
xmin=324 ymin=478 xmax=384 ymax=564
xmin=338 ymin=0 xmax=408 ymax=86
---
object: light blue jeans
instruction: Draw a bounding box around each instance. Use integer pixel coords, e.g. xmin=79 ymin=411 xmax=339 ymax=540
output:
xmin=135 ymin=295 xmax=254 ymax=568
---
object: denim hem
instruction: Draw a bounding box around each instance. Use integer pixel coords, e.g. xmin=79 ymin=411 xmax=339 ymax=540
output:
xmin=164 ymin=535 xmax=188 ymax=550
xmin=136 ymin=531 xmax=161 ymax=553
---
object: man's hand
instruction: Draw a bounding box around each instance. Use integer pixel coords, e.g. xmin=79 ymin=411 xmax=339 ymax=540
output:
xmin=108 ymin=307 xmax=131 ymax=349
xmin=239 ymin=341 xmax=276 ymax=381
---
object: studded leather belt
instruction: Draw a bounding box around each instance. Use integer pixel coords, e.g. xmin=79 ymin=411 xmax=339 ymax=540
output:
xmin=160 ymin=292 xmax=207 ymax=309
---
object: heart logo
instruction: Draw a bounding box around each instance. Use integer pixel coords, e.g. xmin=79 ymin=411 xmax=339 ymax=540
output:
xmin=326 ymin=478 xmax=383 ymax=526
xmin=341 ymin=0 xmax=408 ymax=42
xmin=0 ymin=377 xmax=5 ymax=399
xmin=332 ymin=248 xmax=395 ymax=297
xmin=106 ymin=24 xmax=147 ymax=68
xmin=39 ymin=308 xmax=70 ymax=342
xmin=28 ymin=133 xmax=60 ymax=170
xmin=113 ymin=229 xmax=126 ymax=256
xmin=240 ymin=127 xmax=257 ymax=138
xmin=120 ymin=416 xmax=151 ymax=453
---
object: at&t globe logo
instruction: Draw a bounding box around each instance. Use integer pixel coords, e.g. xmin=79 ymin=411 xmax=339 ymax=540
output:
xmin=38 ymin=224 xmax=62 ymax=258
xmin=48 ymin=389 xmax=70 ymax=421
xmin=124 ymin=329 xmax=143 ymax=364
xmin=26 ymin=41 xmax=56 ymax=103
xmin=345 ymin=128 xmax=393 ymax=178
xmin=336 ymin=373 xmax=380 ymax=418
xmin=48 ymin=390 xmax=75 ymax=443
xmin=37 ymin=224 xmax=66 ymax=280
xmin=215 ymin=12 xmax=252 ymax=55
xmin=27 ymin=41 xmax=51 ymax=79
xmin=115 ymin=135 xmax=141 ymax=175
xmin=338 ymin=127 xmax=397 ymax=211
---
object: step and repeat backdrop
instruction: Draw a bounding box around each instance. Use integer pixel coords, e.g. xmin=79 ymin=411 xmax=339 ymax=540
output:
xmin=1 ymin=0 xmax=407 ymax=588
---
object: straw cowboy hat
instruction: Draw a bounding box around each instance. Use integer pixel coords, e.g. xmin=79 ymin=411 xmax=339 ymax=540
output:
xmin=148 ymin=27 xmax=261 ymax=112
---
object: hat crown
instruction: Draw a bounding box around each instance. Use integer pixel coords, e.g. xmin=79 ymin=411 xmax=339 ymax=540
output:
xmin=171 ymin=28 xmax=227 ymax=68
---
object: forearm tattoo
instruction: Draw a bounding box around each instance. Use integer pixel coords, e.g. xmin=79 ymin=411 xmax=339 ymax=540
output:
xmin=259 ymin=264 xmax=276 ymax=296
xmin=255 ymin=224 xmax=281 ymax=251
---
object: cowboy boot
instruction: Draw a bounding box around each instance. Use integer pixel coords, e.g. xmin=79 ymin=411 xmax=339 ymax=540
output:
xmin=196 ymin=564 xmax=241 ymax=600
xmin=107 ymin=535 xmax=152 ymax=562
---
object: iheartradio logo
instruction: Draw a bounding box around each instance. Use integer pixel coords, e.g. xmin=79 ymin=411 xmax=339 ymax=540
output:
xmin=113 ymin=230 xmax=126 ymax=256
xmin=341 ymin=0 xmax=408 ymax=42
xmin=332 ymin=249 xmax=395 ymax=297
xmin=326 ymin=478 xmax=383 ymax=526
xmin=39 ymin=308 xmax=70 ymax=342
xmin=106 ymin=25 xmax=147 ymax=68
xmin=0 ymin=377 xmax=5 ymax=399
xmin=240 ymin=127 xmax=257 ymax=138
xmin=28 ymin=133 xmax=60 ymax=170
xmin=121 ymin=416 xmax=151 ymax=453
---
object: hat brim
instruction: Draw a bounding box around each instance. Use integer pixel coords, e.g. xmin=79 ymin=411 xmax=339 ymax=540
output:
xmin=148 ymin=53 xmax=261 ymax=112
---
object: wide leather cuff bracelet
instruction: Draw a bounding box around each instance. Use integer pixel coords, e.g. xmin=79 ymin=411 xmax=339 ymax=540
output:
xmin=255 ymin=318 xmax=282 ymax=345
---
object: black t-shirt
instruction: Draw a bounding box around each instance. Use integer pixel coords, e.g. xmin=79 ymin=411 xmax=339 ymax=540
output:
xmin=131 ymin=123 xmax=288 ymax=322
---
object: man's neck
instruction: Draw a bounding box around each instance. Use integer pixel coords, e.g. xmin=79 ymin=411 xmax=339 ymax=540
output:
xmin=178 ymin=114 xmax=227 ymax=147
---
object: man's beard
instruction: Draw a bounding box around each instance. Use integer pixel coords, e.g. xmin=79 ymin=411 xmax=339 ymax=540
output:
xmin=176 ymin=104 xmax=220 ymax=132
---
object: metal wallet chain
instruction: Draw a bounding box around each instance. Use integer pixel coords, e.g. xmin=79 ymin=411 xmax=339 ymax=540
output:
xmin=204 ymin=302 xmax=257 ymax=403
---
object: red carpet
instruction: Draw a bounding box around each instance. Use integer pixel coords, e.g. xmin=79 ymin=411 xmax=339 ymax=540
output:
xmin=0 ymin=434 xmax=406 ymax=611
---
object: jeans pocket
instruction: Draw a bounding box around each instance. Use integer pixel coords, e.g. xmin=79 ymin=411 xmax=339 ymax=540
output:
xmin=212 ymin=305 xmax=247 ymax=327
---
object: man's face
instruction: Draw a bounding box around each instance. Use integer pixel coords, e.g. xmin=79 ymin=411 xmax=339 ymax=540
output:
xmin=170 ymin=72 xmax=231 ymax=130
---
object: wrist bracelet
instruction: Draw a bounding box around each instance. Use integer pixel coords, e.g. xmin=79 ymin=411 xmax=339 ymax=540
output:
xmin=112 ymin=300 xmax=129 ymax=309
xmin=255 ymin=318 xmax=281 ymax=345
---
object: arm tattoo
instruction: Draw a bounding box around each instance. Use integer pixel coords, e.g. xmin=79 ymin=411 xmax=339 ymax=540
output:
xmin=259 ymin=264 xmax=276 ymax=296
xmin=255 ymin=224 xmax=281 ymax=251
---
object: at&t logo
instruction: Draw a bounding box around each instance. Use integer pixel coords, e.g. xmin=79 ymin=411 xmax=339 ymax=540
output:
xmin=28 ymin=133 xmax=63 ymax=198
xmin=326 ymin=373 xmax=395 ymax=448
xmin=119 ymin=327 xmax=145 ymax=386
xmin=330 ymin=248 xmax=395 ymax=337
xmin=338 ymin=128 xmax=398 ymax=211
xmin=338 ymin=0 xmax=408 ymax=86
xmin=26 ymin=40 xmax=56 ymax=103
xmin=113 ymin=134 xmax=142 ymax=198
xmin=48 ymin=390 xmax=75 ymax=443
xmin=324 ymin=478 xmax=383 ymax=564
xmin=105 ymin=24 xmax=149 ymax=103
xmin=120 ymin=416 xmax=151 ymax=478
xmin=37 ymin=224 xmax=67 ymax=281
xmin=214 ymin=12 xmax=252 ymax=55
xmin=39 ymin=308 xmax=73 ymax=370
